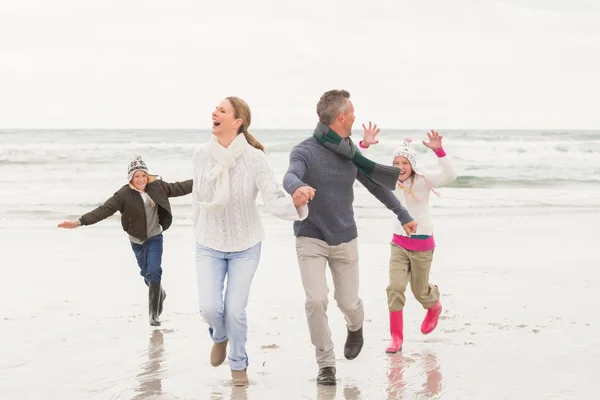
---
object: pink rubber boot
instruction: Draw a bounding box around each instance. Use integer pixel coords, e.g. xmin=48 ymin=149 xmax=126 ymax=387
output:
xmin=421 ymin=301 xmax=442 ymax=335
xmin=385 ymin=310 xmax=404 ymax=353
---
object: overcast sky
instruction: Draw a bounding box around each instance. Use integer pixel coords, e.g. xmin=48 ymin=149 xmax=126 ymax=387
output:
xmin=0 ymin=0 xmax=598 ymax=129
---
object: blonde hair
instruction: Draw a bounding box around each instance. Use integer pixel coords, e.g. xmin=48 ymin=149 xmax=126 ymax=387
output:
xmin=226 ymin=96 xmax=265 ymax=152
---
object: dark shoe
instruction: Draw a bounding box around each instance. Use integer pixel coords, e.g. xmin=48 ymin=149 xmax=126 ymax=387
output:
xmin=148 ymin=283 xmax=161 ymax=326
xmin=158 ymin=288 xmax=166 ymax=316
xmin=344 ymin=326 xmax=364 ymax=360
xmin=317 ymin=367 xmax=336 ymax=386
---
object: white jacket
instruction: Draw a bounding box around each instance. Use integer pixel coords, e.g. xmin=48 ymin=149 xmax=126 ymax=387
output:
xmin=192 ymin=142 xmax=307 ymax=252
xmin=392 ymin=154 xmax=456 ymax=237
xmin=360 ymin=145 xmax=456 ymax=236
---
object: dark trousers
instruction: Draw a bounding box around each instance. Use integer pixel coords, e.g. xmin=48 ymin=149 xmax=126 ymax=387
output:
xmin=130 ymin=234 xmax=164 ymax=284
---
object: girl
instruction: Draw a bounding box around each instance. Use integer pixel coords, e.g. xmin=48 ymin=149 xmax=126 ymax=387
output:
xmin=192 ymin=96 xmax=310 ymax=386
xmin=57 ymin=155 xmax=192 ymax=327
xmin=360 ymin=127 xmax=457 ymax=353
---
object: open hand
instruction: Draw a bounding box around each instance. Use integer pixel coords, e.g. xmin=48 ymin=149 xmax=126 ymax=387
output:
xmin=422 ymin=130 xmax=443 ymax=151
xmin=293 ymin=186 xmax=316 ymax=207
xmin=58 ymin=220 xmax=79 ymax=229
xmin=402 ymin=220 xmax=418 ymax=237
xmin=361 ymin=121 xmax=380 ymax=147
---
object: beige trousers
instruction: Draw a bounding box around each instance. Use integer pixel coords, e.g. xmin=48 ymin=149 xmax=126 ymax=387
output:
xmin=295 ymin=236 xmax=364 ymax=368
xmin=387 ymin=244 xmax=439 ymax=312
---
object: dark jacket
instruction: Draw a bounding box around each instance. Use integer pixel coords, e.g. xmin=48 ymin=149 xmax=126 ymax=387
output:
xmin=79 ymin=178 xmax=193 ymax=241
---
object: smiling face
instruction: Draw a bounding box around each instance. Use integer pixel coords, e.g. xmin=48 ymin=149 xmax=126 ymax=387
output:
xmin=393 ymin=156 xmax=413 ymax=182
xmin=131 ymin=170 xmax=149 ymax=191
xmin=211 ymin=99 xmax=242 ymax=137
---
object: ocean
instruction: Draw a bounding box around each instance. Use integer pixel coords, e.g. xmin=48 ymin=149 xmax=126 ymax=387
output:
xmin=1 ymin=128 xmax=599 ymax=226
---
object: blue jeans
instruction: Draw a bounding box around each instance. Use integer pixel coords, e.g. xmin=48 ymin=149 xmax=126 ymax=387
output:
xmin=195 ymin=242 xmax=261 ymax=371
xmin=130 ymin=234 xmax=164 ymax=284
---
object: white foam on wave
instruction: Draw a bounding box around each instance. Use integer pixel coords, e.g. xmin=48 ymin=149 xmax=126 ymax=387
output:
xmin=1 ymin=129 xmax=599 ymax=221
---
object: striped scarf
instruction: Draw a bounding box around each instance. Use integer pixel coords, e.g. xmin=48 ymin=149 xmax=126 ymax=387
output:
xmin=312 ymin=122 xmax=400 ymax=190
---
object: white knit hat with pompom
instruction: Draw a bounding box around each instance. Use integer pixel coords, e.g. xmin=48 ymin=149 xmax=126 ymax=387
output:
xmin=392 ymin=137 xmax=422 ymax=174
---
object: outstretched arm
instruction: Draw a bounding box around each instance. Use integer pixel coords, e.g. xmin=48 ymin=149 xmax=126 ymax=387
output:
xmin=58 ymin=193 xmax=122 ymax=229
xmin=283 ymin=145 xmax=315 ymax=206
xmin=356 ymin=171 xmax=417 ymax=236
xmin=255 ymin=152 xmax=308 ymax=221
xmin=421 ymin=130 xmax=457 ymax=187
xmin=283 ymin=146 xmax=309 ymax=195
xmin=159 ymin=179 xmax=193 ymax=197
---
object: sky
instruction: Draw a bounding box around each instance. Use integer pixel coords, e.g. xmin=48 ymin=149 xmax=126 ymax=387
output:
xmin=0 ymin=0 xmax=599 ymax=129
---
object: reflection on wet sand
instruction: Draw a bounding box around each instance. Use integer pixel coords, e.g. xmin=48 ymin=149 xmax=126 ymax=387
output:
xmin=387 ymin=353 xmax=407 ymax=399
xmin=209 ymin=382 xmax=249 ymax=400
xmin=419 ymin=351 xmax=443 ymax=397
xmin=317 ymin=384 xmax=337 ymax=400
xmin=126 ymin=329 xmax=441 ymax=400
xmin=229 ymin=386 xmax=249 ymax=400
xmin=132 ymin=330 xmax=165 ymax=400
xmin=315 ymin=382 xmax=362 ymax=400
xmin=387 ymin=350 xmax=443 ymax=399
xmin=343 ymin=384 xmax=362 ymax=400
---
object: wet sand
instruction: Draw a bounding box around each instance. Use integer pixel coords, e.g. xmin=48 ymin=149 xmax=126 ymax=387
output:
xmin=1 ymin=210 xmax=598 ymax=399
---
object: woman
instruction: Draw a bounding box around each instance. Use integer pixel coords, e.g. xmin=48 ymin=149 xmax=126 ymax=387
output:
xmin=192 ymin=96 xmax=311 ymax=386
xmin=58 ymin=155 xmax=193 ymax=327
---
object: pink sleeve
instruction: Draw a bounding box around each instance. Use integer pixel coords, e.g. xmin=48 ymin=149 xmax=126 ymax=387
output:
xmin=433 ymin=147 xmax=446 ymax=158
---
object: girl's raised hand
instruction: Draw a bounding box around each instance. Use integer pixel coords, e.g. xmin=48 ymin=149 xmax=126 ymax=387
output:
xmin=361 ymin=121 xmax=380 ymax=146
xmin=422 ymin=130 xmax=443 ymax=151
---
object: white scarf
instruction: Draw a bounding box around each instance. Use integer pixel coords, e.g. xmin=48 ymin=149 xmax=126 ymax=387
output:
xmin=197 ymin=133 xmax=249 ymax=211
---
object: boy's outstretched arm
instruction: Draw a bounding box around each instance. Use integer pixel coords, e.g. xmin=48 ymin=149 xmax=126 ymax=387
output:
xmin=58 ymin=193 xmax=122 ymax=229
xmin=160 ymin=179 xmax=193 ymax=197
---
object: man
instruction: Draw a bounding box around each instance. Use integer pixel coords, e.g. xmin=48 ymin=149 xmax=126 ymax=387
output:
xmin=283 ymin=89 xmax=418 ymax=385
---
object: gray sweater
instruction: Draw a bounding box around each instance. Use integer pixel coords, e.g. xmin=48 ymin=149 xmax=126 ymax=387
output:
xmin=283 ymin=137 xmax=413 ymax=246
xmin=129 ymin=192 xmax=162 ymax=244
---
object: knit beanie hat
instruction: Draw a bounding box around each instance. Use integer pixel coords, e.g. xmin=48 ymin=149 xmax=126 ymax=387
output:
xmin=392 ymin=137 xmax=442 ymax=198
xmin=127 ymin=155 xmax=157 ymax=182
xmin=392 ymin=137 xmax=422 ymax=175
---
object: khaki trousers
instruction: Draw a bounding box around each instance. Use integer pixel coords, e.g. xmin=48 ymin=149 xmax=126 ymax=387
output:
xmin=387 ymin=244 xmax=439 ymax=312
xmin=295 ymin=237 xmax=364 ymax=368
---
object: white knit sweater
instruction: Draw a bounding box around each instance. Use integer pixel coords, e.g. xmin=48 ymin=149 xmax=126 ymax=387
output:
xmin=192 ymin=141 xmax=308 ymax=252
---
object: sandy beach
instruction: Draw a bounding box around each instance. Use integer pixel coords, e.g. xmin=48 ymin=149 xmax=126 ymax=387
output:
xmin=2 ymin=208 xmax=597 ymax=400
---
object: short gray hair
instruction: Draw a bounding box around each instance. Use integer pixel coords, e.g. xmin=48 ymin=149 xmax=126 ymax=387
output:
xmin=316 ymin=89 xmax=351 ymax=125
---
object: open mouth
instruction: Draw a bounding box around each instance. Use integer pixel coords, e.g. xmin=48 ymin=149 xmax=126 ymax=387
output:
xmin=212 ymin=121 xmax=221 ymax=127
xmin=400 ymin=169 xmax=406 ymax=175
